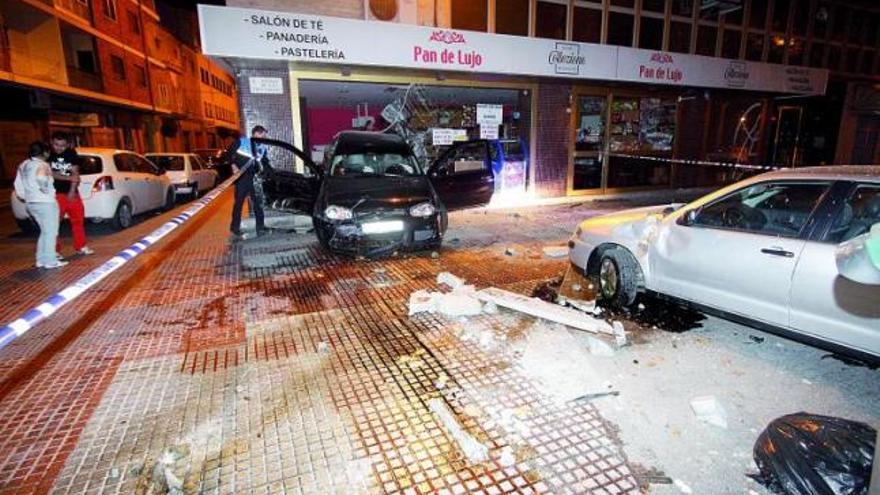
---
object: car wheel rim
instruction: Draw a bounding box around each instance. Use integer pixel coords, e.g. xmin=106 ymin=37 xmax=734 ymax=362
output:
xmin=121 ymin=204 xmax=132 ymax=227
xmin=599 ymin=258 xmax=618 ymax=299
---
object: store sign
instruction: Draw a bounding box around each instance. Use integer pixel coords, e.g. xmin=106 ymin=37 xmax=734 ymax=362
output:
xmin=249 ymin=76 xmax=284 ymax=94
xmin=432 ymin=128 xmax=467 ymax=146
xmin=476 ymin=104 xmax=503 ymax=126
xmin=199 ymin=5 xmax=828 ymax=95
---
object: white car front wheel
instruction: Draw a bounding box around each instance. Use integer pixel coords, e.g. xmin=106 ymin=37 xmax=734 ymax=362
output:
xmin=595 ymin=247 xmax=641 ymax=308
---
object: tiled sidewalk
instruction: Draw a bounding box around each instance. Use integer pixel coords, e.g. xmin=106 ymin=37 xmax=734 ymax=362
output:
xmin=0 ymin=192 xmax=638 ymax=494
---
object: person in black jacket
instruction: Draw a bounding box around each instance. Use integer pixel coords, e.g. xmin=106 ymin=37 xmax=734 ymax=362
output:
xmin=227 ymin=125 xmax=268 ymax=238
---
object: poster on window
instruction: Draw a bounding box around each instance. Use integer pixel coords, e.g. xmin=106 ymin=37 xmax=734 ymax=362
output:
xmin=479 ymin=124 xmax=499 ymax=140
xmin=476 ymin=104 xmax=503 ymax=127
xmin=432 ymin=128 xmax=467 ymax=145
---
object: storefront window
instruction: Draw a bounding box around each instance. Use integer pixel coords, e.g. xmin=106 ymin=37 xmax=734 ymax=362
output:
xmin=452 ymin=0 xmax=488 ymax=31
xmin=573 ymin=7 xmax=602 ymax=44
xmin=749 ymin=0 xmax=767 ymax=29
xmin=861 ymin=51 xmax=876 ymax=75
xmin=720 ymin=7 xmax=743 ymax=26
xmin=830 ymin=5 xmax=848 ymax=42
xmin=767 ymin=36 xmax=785 ymax=64
xmin=495 ymin=0 xmax=529 ymax=36
xmin=771 ymin=0 xmax=789 ymax=32
xmin=607 ymin=12 xmax=635 ymax=46
xmin=721 ymin=29 xmax=741 ymax=59
xmin=535 ymin=1 xmax=567 ymax=40
xmin=787 ymin=38 xmax=805 ymax=65
xmin=745 ymin=33 xmax=764 ymax=61
xmin=575 ymin=97 xmax=605 ymax=153
xmin=642 ymin=0 xmax=665 ymax=14
xmin=706 ymin=96 xmax=765 ymax=166
xmin=668 ymin=21 xmax=691 ymax=53
xmin=573 ymin=96 xmax=606 ymax=191
xmin=639 ymin=16 xmax=664 ymax=50
xmin=670 ymin=0 xmax=692 ymax=17
xmin=812 ymin=2 xmax=829 ymax=39
xmin=696 ymin=25 xmax=717 ymax=56
xmin=607 ymin=97 xmax=675 ymax=188
xmin=808 ymin=42 xmax=825 ymax=68
xmin=791 ymin=1 xmax=808 ymax=36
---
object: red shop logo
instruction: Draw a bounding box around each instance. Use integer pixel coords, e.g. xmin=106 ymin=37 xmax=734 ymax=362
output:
xmin=429 ymin=30 xmax=467 ymax=44
xmin=650 ymin=52 xmax=674 ymax=64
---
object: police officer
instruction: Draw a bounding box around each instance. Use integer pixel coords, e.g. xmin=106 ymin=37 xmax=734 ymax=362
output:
xmin=228 ymin=125 xmax=268 ymax=238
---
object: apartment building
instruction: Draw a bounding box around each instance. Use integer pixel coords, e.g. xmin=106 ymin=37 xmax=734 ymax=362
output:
xmin=0 ymin=0 xmax=241 ymax=181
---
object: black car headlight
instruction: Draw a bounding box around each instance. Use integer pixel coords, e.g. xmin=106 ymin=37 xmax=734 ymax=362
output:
xmin=324 ymin=205 xmax=354 ymax=220
xmin=409 ymin=202 xmax=436 ymax=218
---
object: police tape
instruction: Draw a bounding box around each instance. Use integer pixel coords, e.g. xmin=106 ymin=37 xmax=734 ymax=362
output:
xmin=606 ymin=153 xmax=781 ymax=171
xmin=0 ymin=172 xmax=241 ymax=351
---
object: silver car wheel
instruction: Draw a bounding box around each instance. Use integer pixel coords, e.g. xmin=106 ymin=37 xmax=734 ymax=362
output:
xmin=599 ymin=257 xmax=618 ymax=299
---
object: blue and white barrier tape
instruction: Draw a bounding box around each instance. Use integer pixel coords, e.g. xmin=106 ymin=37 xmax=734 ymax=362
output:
xmin=0 ymin=172 xmax=242 ymax=351
xmin=606 ymin=153 xmax=782 ymax=171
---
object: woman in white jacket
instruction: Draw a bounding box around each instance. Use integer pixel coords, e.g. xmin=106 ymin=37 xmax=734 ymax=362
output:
xmin=14 ymin=142 xmax=68 ymax=269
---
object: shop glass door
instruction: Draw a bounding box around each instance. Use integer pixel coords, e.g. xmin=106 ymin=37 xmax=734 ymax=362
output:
xmin=571 ymin=95 xmax=607 ymax=192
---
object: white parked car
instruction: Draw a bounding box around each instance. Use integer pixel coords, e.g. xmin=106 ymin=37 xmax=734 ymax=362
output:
xmin=569 ymin=166 xmax=880 ymax=359
xmin=11 ymin=148 xmax=176 ymax=231
xmin=145 ymin=153 xmax=218 ymax=200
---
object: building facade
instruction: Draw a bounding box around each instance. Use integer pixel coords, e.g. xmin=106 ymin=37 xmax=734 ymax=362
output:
xmin=203 ymin=0 xmax=877 ymax=199
xmin=0 ymin=0 xmax=241 ymax=182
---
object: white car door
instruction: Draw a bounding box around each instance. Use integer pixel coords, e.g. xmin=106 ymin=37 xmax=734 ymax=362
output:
xmin=113 ymin=153 xmax=148 ymax=213
xmin=133 ymin=154 xmax=165 ymax=208
xmin=652 ymin=180 xmax=832 ymax=327
xmin=189 ymin=155 xmax=207 ymax=191
xmin=789 ymin=183 xmax=880 ymax=354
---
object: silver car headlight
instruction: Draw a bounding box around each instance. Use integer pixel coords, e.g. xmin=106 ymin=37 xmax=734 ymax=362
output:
xmin=324 ymin=205 xmax=353 ymax=220
xmin=409 ymin=202 xmax=436 ymax=218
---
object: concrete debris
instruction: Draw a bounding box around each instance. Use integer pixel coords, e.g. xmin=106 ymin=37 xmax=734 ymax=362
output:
xmin=541 ymin=246 xmax=569 ymax=258
xmin=567 ymin=298 xmax=596 ymax=313
xmin=673 ymin=479 xmax=694 ymax=494
xmin=476 ymin=287 xmax=616 ymax=336
xmin=108 ymin=467 xmax=121 ymax=480
xmin=690 ymin=396 xmax=728 ymax=429
xmin=612 ymin=321 xmax=628 ymax=347
xmin=571 ymin=283 xmax=582 ymax=292
xmin=585 ymin=335 xmax=616 ymax=357
xmin=504 ymin=248 xmax=516 ymax=256
xmin=408 ymin=290 xmax=437 ymax=315
xmin=317 ymin=341 xmax=330 ymax=354
xmin=428 ymin=398 xmax=489 ymax=464
xmin=571 ymin=390 xmax=620 ymax=402
xmin=435 ymin=373 xmax=449 ymax=389
xmin=482 ymin=301 xmax=499 ymax=314
xmin=498 ymin=446 xmax=517 ymax=467
xmin=431 ymin=251 xmax=440 ymax=259
xmin=436 ymin=292 xmax=483 ymax=316
xmin=437 ymin=272 xmax=466 ymax=289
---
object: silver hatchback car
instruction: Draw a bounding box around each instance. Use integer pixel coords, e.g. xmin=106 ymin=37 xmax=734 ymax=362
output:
xmin=569 ymin=166 xmax=880 ymax=359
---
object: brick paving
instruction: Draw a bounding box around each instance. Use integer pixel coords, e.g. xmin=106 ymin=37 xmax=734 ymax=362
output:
xmin=0 ymin=191 xmax=640 ymax=495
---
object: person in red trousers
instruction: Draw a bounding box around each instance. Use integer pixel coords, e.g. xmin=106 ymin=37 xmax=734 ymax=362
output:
xmin=49 ymin=132 xmax=94 ymax=257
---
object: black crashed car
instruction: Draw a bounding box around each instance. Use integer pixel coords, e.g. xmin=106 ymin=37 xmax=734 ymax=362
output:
xmin=254 ymin=131 xmax=495 ymax=256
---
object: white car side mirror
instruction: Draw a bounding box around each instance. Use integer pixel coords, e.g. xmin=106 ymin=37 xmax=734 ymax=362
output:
xmin=835 ymin=223 xmax=880 ymax=285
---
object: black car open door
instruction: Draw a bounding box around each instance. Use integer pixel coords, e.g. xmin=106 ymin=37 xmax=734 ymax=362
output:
xmin=427 ymin=140 xmax=494 ymax=210
xmin=252 ymin=138 xmax=322 ymax=214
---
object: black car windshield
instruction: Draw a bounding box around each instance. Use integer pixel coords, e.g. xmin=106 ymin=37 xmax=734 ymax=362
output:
xmin=330 ymin=152 xmax=423 ymax=177
xmin=148 ymin=155 xmax=185 ymax=171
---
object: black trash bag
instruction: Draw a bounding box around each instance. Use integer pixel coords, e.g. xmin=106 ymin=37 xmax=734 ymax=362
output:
xmin=750 ymin=412 xmax=876 ymax=495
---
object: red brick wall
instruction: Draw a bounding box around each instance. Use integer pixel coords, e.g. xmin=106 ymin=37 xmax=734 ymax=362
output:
xmin=96 ymin=39 xmax=130 ymax=100
xmin=534 ymin=82 xmax=571 ymax=197
xmin=92 ymin=0 xmax=122 ymax=40
xmin=120 ymin=4 xmax=144 ymax=53
xmin=126 ymin=52 xmax=151 ymax=104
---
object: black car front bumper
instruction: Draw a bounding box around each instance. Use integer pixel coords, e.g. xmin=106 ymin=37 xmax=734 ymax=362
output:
xmin=315 ymin=213 xmax=446 ymax=257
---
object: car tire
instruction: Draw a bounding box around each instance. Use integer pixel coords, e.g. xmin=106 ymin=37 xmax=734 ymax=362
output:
xmin=16 ymin=218 xmax=39 ymax=234
xmin=191 ymin=183 xmax=201 ymax=200
xmin=112 ymin=200 xmax=133 ymax=230
xmin=596 ymin=247 xmax=640 ymax=308
xmin=315 ymin=224 xmax=331 ymax=250
xmin=163 ymin=189 xmax=175 ymax=211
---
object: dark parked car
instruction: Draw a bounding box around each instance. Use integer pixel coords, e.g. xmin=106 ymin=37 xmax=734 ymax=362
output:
xmin=254 ymin=131 xmax=495 ymax=256
xmin=193 ymin=148 xmax=232 ymax=180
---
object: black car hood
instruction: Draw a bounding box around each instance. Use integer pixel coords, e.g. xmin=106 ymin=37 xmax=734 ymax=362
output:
xmin=324 ymin=176 xmax=433 ymax=210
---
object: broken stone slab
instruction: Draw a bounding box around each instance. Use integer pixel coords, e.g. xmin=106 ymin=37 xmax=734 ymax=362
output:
xmin=690 ymin=395 xmax=728 ymax=429
xmin=408 ymin=290 xmax=438 ymax=316
xmin=585 ymin=335 xmax=616 ymax=357
xmin=428 ymin=398 xmax=489 ymax=464
xmin=542 ymin=246 xmax=569 ymax=258
xmin=437 ymin=271 xmax=466 ymax=290
xmin=475 ymin=287 xmax=618 ymax=338
xmin=408 ymin=288 xmax=483 ymax=317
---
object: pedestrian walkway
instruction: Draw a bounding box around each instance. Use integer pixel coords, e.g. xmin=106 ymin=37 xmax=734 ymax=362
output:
xmin=0 ymin=191 xmax=639 ymax=494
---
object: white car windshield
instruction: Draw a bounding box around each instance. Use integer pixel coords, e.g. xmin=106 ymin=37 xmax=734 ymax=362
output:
xmin=149 ymin=155 xmax=185 ymax=171
xmin=330 ymin=153 xmax=422 ymax=177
